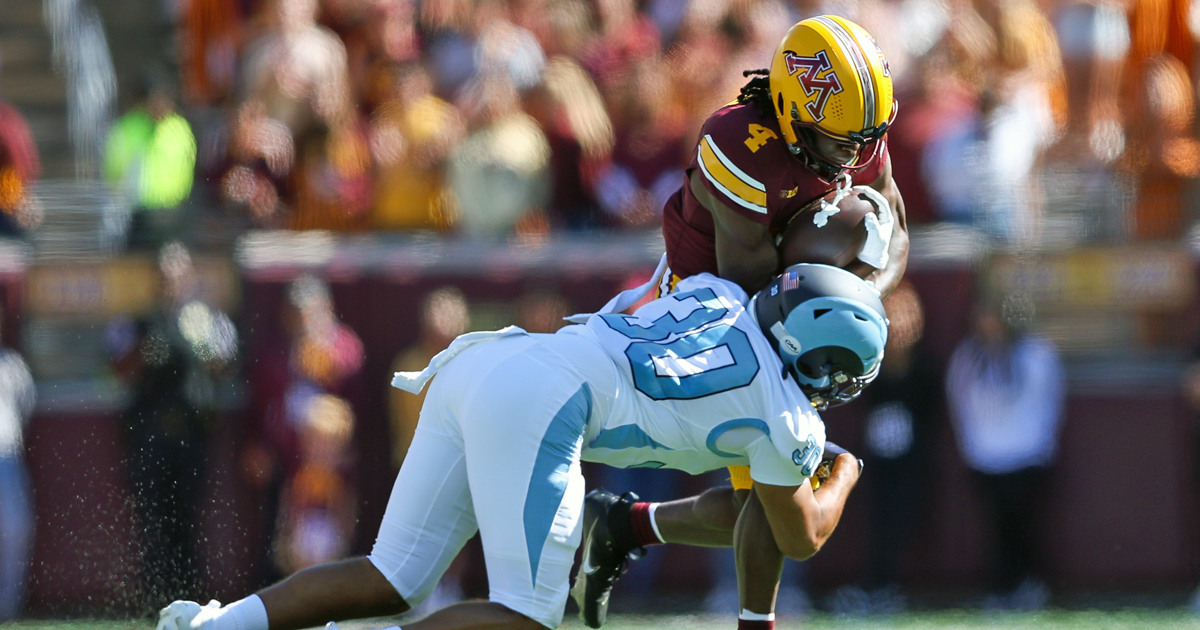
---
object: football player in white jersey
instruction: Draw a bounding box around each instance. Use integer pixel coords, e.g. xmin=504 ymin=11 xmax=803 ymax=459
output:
xmin=157 ymin=264 xmax=885 ymax=630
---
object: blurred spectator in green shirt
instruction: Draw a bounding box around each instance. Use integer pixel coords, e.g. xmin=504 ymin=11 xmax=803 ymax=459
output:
xmin=104 ymin=83 xmax=196 ymax=248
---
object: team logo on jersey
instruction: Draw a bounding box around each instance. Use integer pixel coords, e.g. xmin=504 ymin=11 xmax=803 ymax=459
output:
xmin=792 ymin=434 xmax=821 ymax=477
xmin=784 ymin=50 xmax=844 ymax=122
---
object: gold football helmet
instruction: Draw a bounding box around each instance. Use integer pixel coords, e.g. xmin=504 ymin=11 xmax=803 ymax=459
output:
xmin=768 ymin=16 xmax=896 ymax=181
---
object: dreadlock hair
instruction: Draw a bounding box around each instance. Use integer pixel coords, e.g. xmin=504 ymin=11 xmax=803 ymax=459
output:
xmin=737 ymin=69 xmax=774 ymax=118
xmin=737 ymin=67 xmax=843 ymax=178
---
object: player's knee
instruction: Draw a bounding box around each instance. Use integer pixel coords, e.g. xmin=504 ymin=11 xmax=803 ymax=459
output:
xmin=516 ymin=612 xmax=552 ymax=630
xmin=489 ymin=603 xmax=554 ymax=630
xmin=340 ymin=556 xmax=409 ymax=613
xmin=731 ymin=488 xmax=751 ymax=512
xmin=372 ymin=589 xmax=409 ymax=616
xmin=692 ymin=487 xmax=738 ymax=530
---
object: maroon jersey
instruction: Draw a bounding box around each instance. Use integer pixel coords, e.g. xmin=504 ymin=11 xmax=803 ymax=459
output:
xmin=661 ymin=102 xmax=888 ymax=281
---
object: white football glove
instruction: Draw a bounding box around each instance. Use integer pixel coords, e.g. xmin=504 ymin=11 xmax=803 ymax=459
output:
xmin=854 ymin=185 xmax=894 ymax=270
xmin=156 ymin=599 xmax=223 ymax=630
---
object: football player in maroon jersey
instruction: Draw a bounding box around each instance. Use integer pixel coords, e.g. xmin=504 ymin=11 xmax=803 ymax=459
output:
xmin=572 ymin=15 xmax=908 ymax=630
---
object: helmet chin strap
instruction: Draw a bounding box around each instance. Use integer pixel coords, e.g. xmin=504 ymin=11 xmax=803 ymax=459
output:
xmin=790 ymin=141 xmax=846 ymax=183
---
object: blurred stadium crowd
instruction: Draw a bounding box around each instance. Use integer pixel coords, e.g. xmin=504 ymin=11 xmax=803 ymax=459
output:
xmin=4 ymin=0 xmax=1200 ymax=624
xmin=3 ymin=0 xmax=1197 ymax=244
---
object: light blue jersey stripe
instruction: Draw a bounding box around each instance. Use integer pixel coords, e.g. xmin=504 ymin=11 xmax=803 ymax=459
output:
xmin=523 ymin=383 xmax=592 ymax=585
xmin=589 ymin=424 xmax=673 ymax=451
xmin=706 ymin=418 xmax=771 ymax=458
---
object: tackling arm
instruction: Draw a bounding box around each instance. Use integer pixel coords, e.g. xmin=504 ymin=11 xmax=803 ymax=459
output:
xmin=690 ymin=170 xmax=779 ymax=295
xmin=752 ymin=453 xmax=861 ymax=560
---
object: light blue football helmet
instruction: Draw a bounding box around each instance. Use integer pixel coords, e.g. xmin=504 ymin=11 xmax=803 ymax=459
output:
xmin=754 ymin=264 xmax=889 ymax=409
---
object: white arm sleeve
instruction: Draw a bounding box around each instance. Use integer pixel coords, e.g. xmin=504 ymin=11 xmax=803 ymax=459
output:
xmin=855 ymin=185 xmax=894 ymax=269
xmin=746 ymin=434 xmax=816 ymax=487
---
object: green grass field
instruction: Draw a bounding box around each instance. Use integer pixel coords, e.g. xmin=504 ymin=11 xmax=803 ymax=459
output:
xmin=10 ymin=611 xmax=1200 ymax=630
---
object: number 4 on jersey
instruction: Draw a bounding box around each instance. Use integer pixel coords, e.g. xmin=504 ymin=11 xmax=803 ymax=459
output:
xmin=744 ymin=124 xmax=778 ymax=153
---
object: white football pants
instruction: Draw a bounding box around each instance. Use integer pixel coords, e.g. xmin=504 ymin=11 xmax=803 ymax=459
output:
xmin=368 ymin=332 xmax=615 ymax=629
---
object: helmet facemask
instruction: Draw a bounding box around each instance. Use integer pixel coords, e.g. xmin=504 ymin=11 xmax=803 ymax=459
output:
xmin=785 ymin=101 xmax=896 ymax=185
xmin=791 ymin=344 xmax=882 ymax=410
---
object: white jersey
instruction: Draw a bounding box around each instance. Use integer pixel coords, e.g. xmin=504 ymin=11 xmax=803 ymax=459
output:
xmin=562 ymin=273 xmax=826 ymax=487
xmin=377 ymin=273 xmax=826 ymax=626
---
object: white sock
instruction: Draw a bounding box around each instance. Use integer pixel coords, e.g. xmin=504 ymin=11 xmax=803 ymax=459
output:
xmin=647 ymin=502 xmax=666 ymax=544
xmin=739 ymin=610 xmax=775 ymax=621
xmin=214 ymin=595 xmax=270 ymax=630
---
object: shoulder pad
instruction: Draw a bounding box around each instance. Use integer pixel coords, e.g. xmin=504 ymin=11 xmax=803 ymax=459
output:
xmin=694 ymin=106 xmax=782 ymax=216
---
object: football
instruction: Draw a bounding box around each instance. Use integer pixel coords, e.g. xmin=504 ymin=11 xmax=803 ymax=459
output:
xmin=777 ymin=189 xmax=876 ymax=270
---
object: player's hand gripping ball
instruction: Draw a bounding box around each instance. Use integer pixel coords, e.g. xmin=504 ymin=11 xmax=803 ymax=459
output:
xmin=809 ymin=442 xmax=862 ymax=490
xmin=777 ymin=189 xmax=877 ymax=271
xmin=810 ymin=458 xmax=835 ymax=490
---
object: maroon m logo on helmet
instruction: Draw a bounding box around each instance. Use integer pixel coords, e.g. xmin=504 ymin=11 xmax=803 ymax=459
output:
xmin=784 ymin=50 xmax=844 ymax=122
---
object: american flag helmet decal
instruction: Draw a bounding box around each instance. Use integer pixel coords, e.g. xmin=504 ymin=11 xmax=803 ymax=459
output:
xmin=779 ymin=271 xmax=800 ymax=292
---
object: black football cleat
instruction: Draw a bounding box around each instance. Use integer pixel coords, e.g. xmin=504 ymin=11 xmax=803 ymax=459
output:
xmin=571 ymin=489 xmax=644 ymax=628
